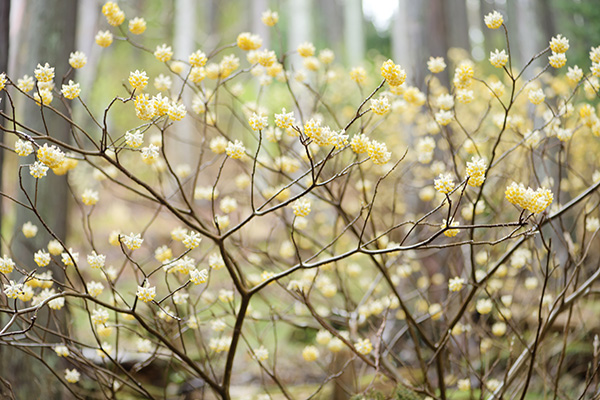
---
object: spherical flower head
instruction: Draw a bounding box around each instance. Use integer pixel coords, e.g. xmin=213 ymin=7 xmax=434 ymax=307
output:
xmin=528 ymin=88 xmax=545 ymax=105
xmin=261 ymin=10 xmax=279 ymax=26
xmin=489 ymin=49 xmax=508 ymax=68
xmin=456 ymin=89 xmax=474 ymax=104
xmin=237 ymin=32 xmax=262 ymax=51
xmin=0 ymin=72 xmax=6 ymax=91
xmin=188 ymin=50 xmax=207 ymax=68
xmin=95 ymin=30 xmax=113 ymax=47
xmin=566 ymin=65 xmax=583 ymax=84
xmin=208 ymin=253 xmax=225 ymax=269
xmin=354 ymin=338 xmax=373 ymax=355
xmin=293 ymin=198 xmax=311 ymax=217
xmin=4 ymin=281 xmax=24 ymax=299
xmin=125 ymin=130 xmax=143 ymax=148
xmin=189 ymin=268 xmax=208 ymax=285
xmin=17 ymin=75 xmax=34 ymax=92
xmin=274 ymin=108 xmax=295 ymax=130
xmin=319 ymin=49 xmax=335 ymax=64
xmin=128 ymin=17 xmax=146 ymax=34
xmin=350 ymin=133 xmax=370 ymax=154
xmin=102 ymin=1 xmax=125 ymax=26
xmin=226 ymin=140 xmax=246 ymax=159
xmin=441 ymin=218 xmax=460 ymax=237
xmin=586 ymin=217 xmax=600 ymax=232
xmin=370 ymin=96 xmax=390 ymax=116
xmin=64 ymin=368 xmax=80 ymax=384
xmin=220 ymin=54 xmax=240 ymax=76
xmin=61 ymin=80 xmax=81 ymax=100
xmin=465 ymin=157 xmax=487 ymax=187
xmin=476 ymin=298 xmax=493 ymax=314
xmin=122 ymin=232 xmax=143 ymax=250
xmin=484 ymin=10 xmax=504 ymax=29
xmin=434 ymin=173 xmax=455 ymax=194
xmin=33 ymin=89 xmax=53 ymax=106
xmin=302 ymin=345 xmax=319 ymax=362
xmin=87 ymin=251 xmax=106 ymax=269
xmin=205 ymin=137 xmax=227 ymax=155
xmin=68 ymin=51 xmax=87 ymax=69
xmin=349 ymin=67 xmax=367 ymax=85
xmin=0 ymin=255 xmax=16 ymax=274
xmin=154 ymin=44 xmax=173 ymax=62
xmin=435 ymin=110 xmax=453 ymax=126
xmin=427 ymin=56 xmax=446 ymax=74
xmin=329 ymin=130 xmax=349 ymax=150
xmin=219 ymin=197 xmax=238 ymax=214
xmin=380 ymin=59 xmax=406 ymax=87
xmin=136 ymin=282 xmax=156 ymax=302
xmin=549 ymin=52 xmax=566 ymax=68
xmin=549 ymin=34 xmax=569 ymax=53
xmin=87 ymin=281 xmax=104 ymax=297
xmin=15 ymin=139 xmax=33 ymax=156
xmin=80 ymin=189 xmax=99 ymax=206
xmin=249 ymin=113 xmax=268 ymax=131
xmin=297 ymin=42 xmax=315 ymax=57
xmin=455 ymin=62 xmax=474 ymax=81
xmin=448 ymin=277 xmax=464 ymax=292
xmin=22 ymin=221 xmax=38 ymax=238
xmin=91 ymin=308 xmax=110 ymax=325
xmin=34 ymin=250 xmax=51 ymax=267
xmin=182 ymin=231 xmax=201 ymax=250
xmin=37 ymin=144 xmax=65 ymax=169
xmin=34 ymin=63 xmax=55 ymax=83
xmin=256 ymin=49 xmax=277 ymax=67
xmin=367 ymin=140 xmax=391 ymax=165
xmin=129 ymin=70 xmax=148 ymax=90
xmin=141 ymin=144 xmax=160 ymax=164
xmin=167 ymin=102 xmax=187 ymax=121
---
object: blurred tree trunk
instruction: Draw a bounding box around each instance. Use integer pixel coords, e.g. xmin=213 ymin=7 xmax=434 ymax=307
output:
xmin=515 ymin=0 xmax=544 ymax=76
xmin=0 ymin=2 xmax=9 ymax=397
xmin=1 ymin=0 xmax=78 ymax=398
xmin=343 ymin=0 xmax=364 ymax=67
xmin=317 ymin=0 xmax=343 ymax=57
xmin=251 ymin=0 xmax=269 ymax=49
xmin=174 ymin=0 xmax=196 ymax=165
xmin=392 ymin=0 xmax=419 ymax=83
xmin=288 ymin=0 xmax=312 ymax=69
xmin=0 ymin=0 xmax=8 ymax=257
xmin=446 ymin=0 xmax=470 ymax=51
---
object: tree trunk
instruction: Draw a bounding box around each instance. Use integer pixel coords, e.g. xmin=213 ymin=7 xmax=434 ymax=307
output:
xmin=1 ymin=1 xmax=78 ymax=398
xmin=343 ymin=0 xmax=364 ymax=67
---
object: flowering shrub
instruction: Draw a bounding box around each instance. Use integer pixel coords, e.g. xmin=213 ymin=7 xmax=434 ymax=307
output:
xmin=1 ymin=3 xmax=600 ymax=399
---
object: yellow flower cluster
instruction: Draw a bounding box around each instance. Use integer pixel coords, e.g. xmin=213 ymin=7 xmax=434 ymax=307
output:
xmin=189 ymin=50 xmax=207 ymax=67
xmin=128 ymin=17 xmax=146 ymax=34
xmin=69 ymin=51 xmax=87 ymax=69
xmin=95 ymin=30 xmax=113 ymax=47
xmin=484 ymin=10 xmax=503 ymax=29
xmin=441 ymin=218 xmax=460 ymax=237
xmin=61 ymin=81 xmax=81 ymax=99
xmin=465 ymin=157 xmax=486 ymax=187
xmin=102 ymin=1 xmax=125 ymax=26
xmin=237 ymin=33 xmax=262 ymax=51
xmin=370 ymin=96 xmax=390 ymax=116
xmin=380 ymin=59 xmax=407 ymax=87
xmin=136 ymin=283 xmax=156 ymax=302
xmin=261 ymin=10 xmax=279 ymax=27
xmin=226 ymin=140 xmax=246 ymax=159
xmin=154 ymin=44 xmax=173 ymax=62
xmin=37 ymin=144 xmax=65 ymax=169
xmin=434 ymin=173 xmax=455 ymax=194
xmin=489 ymin=49 xmax=508 ymax=68
xmin=292 ymin=198 xmax=311 ymax=217
xmin=505 ymin=182 xmax=553 ymax=214
xmin=367 ymin=140 xmax=391 ymax=165
xmin=129 ymin=70 xmax=148 ymax=90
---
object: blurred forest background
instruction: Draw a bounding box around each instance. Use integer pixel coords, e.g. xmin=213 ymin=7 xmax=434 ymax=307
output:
xmin=1 ymin=0 xmax=600 ymax=398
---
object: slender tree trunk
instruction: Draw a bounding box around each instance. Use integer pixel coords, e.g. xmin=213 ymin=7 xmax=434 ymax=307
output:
xmin=343 ymin=0 xmax=364 ymax=67
xmin=1 ymin=1 xmax=78 ymax=398
xmin=0 ymin=3 xmax=11 ymax=398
